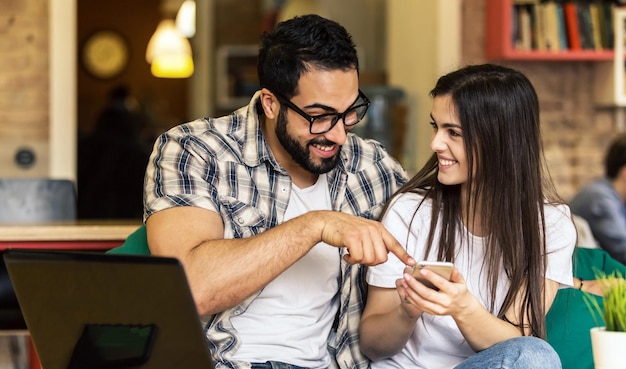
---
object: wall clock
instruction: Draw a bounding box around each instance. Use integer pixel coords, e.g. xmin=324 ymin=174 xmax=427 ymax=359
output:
xmin=82 ymin=30 xmax=129 ymax=79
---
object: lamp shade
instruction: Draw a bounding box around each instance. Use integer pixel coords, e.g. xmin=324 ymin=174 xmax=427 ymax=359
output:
xmin=176 ymin=0 xmax=196 ymax=38
xmin=145 ymin=19 xmax=194 ymax=78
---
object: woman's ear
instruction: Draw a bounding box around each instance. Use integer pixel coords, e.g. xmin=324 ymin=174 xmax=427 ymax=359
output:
xmin=617 ymin=165 xmax=626 ymax=183
xmin=259 ymin=88 xmax=279 ymax=120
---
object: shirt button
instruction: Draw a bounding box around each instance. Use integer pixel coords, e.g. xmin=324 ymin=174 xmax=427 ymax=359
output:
xmin=281 ymin=187 xmax=286 ymax=192
xmin=238 ymin=217 xmax=244 ymax=224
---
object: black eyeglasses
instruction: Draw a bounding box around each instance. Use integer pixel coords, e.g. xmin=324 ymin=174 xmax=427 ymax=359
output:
xmin=274 ymin=90 xmax=371 ymax=134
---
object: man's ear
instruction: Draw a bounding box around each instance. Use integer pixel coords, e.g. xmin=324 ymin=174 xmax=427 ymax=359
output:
xmin=259 ymin=88 xmax=279 ymax=120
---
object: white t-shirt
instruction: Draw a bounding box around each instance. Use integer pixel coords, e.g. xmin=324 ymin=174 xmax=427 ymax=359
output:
xmin=232 ymin=174 xmax=340 ymax=368
xmin=367 ymin=192 xmax=576 ymax=369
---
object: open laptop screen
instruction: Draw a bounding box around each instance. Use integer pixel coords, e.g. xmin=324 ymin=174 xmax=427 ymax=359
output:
xmin=3 ymin=249 xmax=214 ymax=369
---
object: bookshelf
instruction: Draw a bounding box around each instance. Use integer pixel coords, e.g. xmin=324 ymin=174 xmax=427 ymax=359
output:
xmin=486 ymin=0 xmax=616 ymax=61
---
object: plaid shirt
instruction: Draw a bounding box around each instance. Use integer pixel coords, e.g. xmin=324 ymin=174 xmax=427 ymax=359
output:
xmin=144 ymin=92 xmax=407 ymax=369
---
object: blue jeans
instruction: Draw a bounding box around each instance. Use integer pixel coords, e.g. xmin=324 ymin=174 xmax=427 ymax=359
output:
xmin=454 ymin=336 xmax=561 ymax=369
xmin=250 ymin=362 xmax=309 ymax=369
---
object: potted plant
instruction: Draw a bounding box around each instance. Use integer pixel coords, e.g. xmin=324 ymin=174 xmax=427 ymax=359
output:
xmin=584 ymin=271 xmax=626 ymax=369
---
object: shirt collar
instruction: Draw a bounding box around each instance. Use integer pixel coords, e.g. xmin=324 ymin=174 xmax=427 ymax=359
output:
xmin=241 ymin=91 xmax=283 ymax=172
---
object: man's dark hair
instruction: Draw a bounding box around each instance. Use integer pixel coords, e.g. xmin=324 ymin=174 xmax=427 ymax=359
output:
xmin=257 ymin=14 xmax=359 ymax=99
xmin=605 ymin=135 xmax=626 ymax=179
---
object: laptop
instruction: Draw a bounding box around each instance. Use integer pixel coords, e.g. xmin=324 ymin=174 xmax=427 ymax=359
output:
xmin=3 ymin=249 xmax=214 ymax=369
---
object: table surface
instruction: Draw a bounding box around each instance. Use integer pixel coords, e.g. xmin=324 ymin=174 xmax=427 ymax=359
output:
xmin=0 ymin=221 xmax=141 ymax=242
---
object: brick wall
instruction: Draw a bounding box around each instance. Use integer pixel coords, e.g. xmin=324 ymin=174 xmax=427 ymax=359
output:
xmin=0 ymin=0 xmax=49 ymax=177
xmin=462 ymin=0 xmax=616 ymax=201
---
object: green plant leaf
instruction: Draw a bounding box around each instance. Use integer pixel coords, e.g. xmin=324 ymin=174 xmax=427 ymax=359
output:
xmin=585 ymin=270 xmax=626 ymax=332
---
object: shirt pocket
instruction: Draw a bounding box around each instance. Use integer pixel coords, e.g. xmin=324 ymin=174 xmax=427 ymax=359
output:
xmin=219 ymin=195 xmax=268 ymax=238
xmin=353 ymin=202 xmax=385 ymax=220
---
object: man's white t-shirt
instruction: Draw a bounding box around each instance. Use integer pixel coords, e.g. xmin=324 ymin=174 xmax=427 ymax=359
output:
xmin=367 ymin=192 xmax=576 ymax=369
xmin=231 ymin=174 xmax=340 ymax=368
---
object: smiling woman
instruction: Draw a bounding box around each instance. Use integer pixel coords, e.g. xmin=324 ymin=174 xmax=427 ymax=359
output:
xmin=360 ymin=64 xmax=576 ymax=369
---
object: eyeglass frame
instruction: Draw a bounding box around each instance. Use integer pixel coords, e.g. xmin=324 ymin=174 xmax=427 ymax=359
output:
xmin=273 ymin=90 xmax=371 ymax=134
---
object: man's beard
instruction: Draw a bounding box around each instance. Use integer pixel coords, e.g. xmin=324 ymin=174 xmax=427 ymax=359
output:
xmin=275 ymin=108 xmax=341 ymax=174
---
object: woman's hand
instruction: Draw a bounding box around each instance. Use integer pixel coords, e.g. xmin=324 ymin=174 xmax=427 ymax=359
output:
xmin=395 ymin=267 xmax=425 ymax=319
xmin=396 ymin=266 xmax=475 ymax=318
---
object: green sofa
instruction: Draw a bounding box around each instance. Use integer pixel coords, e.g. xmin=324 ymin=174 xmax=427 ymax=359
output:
xmin=546 ymin=246 xmax=626 ymax=369
xmin=107 ymin=224 xmax=150 ymax=255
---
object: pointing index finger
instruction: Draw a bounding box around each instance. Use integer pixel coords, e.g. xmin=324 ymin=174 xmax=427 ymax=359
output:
xmin=384 ymin=232 xmax=415 ymax=266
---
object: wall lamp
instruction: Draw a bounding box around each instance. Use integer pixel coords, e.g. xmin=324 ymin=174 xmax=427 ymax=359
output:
xmin=145 ymin=16 xmax=194 ymax=78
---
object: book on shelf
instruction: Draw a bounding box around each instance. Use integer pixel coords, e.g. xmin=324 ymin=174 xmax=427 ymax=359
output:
xmin=577 ymin=1 xmax=594 ymax=49
xmin=563 ymin=1 xmax=582 ymax=50
xmin=534 ymin=2 xmax=548 ymax=50
xmin=600 ymin=1 xmax=614 ymax=49
xmin=516 ymin=5 xmax=534 ymax=50
xmin=589 ymin=2 xmax=603 ymax=50
xmin=555 ymin=3 xmax=569 ymax=50
xmin=542 ymin=2 xmax=561 ymax=51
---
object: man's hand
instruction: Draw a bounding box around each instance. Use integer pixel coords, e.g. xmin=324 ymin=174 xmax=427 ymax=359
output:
xmin=148 ymin=207 xmax=415 ymax=315
xmin=316 ymin=211 xmax=415 ymax=267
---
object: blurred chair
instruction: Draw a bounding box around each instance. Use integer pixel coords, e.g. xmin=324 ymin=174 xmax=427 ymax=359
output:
xmin=0 ymin=179 xmax=76 ymax=224
xmin=0 ymin=178 xmax=77 ymax=368
xmin=573 ymin=214 xmax=599 ymax=249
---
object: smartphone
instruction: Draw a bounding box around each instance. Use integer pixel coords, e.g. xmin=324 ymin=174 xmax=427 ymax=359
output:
xmin=412 ymin=261 xmax=454 ymax=290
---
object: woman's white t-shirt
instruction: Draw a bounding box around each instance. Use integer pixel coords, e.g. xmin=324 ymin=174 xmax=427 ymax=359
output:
xmin=366 ymin=192 xmax=577 ymax=369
